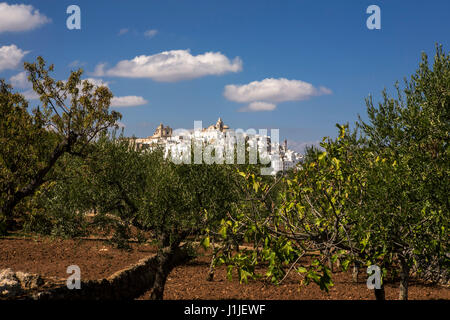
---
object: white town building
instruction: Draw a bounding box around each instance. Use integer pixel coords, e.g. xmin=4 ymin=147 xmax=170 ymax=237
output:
xmin=132 ymin=118 xmax=303 ymax=175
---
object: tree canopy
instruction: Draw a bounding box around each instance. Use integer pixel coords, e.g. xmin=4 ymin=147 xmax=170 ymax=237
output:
xmin=0 ymin=57 xmax=121 ymax=234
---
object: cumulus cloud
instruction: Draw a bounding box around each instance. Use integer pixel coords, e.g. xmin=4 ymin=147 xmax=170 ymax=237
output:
xmin=110 ymin=95 xmax=148 ymax=107
xmin=9 ymin=71 xmax=39 ymax=100
xmin=224 ymin=78 xmax=331 ymax=103
xmin=81 ymin=77 xmax=109 ymax=88
xmin=22 ymin=89 xmax=39 ymax=100
xmin=238 ymin=101 xmax=276 ymax=112
xmin=93 ymin=49 xmax=242 ymax=82
xmin=10 ymin=71 xmax=29 ymax=88
xmin=0 ymin=44 xmax=28 ymax=72
xmin=224 ymin=78 xmax=331 ymax=112
xmin=79 ymin=78 xmax=146 ymax=107
xmin=7 ymin=74 xmax=146 ymax=104
xmin=144 ymin=29 xmax=158 ymax=38
xmin=0 ymin=2 xmax=50 ymax=33
xmin=91 ymin=63 xmax=107 ymax=77
xmin=63 ymin=78 xmax=146 ymax=107
xmin=60 ymin=77 xmax=109 ymax=93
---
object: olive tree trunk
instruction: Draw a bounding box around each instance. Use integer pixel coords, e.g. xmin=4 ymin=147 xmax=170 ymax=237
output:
xmin=352 ymin=261 xmax=359 ymax=283
xmin=150 ymin=245 xmax=193 ymax=300
xmin=399 ymin=259 xmax=410 ymax=300
xmin=207 ymin=249 xmax=217 ymax=281
xmin=374 ymin=283 xmax=386 ymax=300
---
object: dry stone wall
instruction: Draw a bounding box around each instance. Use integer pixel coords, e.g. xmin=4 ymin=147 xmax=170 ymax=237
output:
xmin=33 ymin=254 xmax=158 ymax=300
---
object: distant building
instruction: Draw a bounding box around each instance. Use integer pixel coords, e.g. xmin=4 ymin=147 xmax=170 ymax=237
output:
xmin=205 ymin=117 xmax=229 ymax=132
xmin=133 ymin=123 xmax=172 ymax=149
xmin=153 ymin=123 xmax=173 ymax=138
xmin=131 ymin=118 xmax=302 ymax=175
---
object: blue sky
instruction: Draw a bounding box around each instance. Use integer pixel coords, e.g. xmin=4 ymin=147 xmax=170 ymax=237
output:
xmin=0 ymin=0 xmax=449 ymax=152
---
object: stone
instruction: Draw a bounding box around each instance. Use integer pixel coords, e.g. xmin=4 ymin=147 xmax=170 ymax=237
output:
xmin=15 ymin=271 xmax=44 ymax=290
xmin=0 ymin=268 xmax=23 ymax=298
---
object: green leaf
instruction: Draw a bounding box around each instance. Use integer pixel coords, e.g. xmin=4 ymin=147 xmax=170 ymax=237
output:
xmin=200 ymin=236 xmax=210 ymax=249
xmin=318 ymin=152 xmax=327 ymax=161
xmin=297 ymin=266 xmax=307 ymax=273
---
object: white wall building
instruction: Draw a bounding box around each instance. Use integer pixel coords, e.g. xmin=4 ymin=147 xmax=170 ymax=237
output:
xmin=132 ymin=118 xmax=303 ymax=175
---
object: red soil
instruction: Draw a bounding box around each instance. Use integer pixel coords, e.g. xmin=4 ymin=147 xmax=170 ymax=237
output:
xmin=0 ymin=237 xmax=448 ymax=300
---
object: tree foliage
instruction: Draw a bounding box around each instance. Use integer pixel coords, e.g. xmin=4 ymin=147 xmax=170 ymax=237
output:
xmin=0 ymin=57 xmax=120 ymax=233
xmin=35 ymin=133 xmax=245 ymax=299
xmin=216 ymin=45 xmax=449 ymax=300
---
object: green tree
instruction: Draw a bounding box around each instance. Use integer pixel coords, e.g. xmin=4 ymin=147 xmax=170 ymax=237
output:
xmin=65 ymin=135 xmax=244 ymax=299
xmin=216 ymin=125 xmax=363 ymax=291
xmin=22 ymin=152 xmax=96 ymax=238
xmin=355 ymin=44 xmax=449 ymax=299
xmin=217 ymin=45 xmax=449 ymax=300
xmin=0 ymin=57 xmax=120 ymax=233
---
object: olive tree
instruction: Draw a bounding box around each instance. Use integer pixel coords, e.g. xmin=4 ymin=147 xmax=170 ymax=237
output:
xmin=0 ymin=57 xmax=120 ymax=233
xmin=215 ymin=125 xmax=365 ymax=292
xmin=68 ymin=135 xmax=244 ymax=299
xmin=216 ymin=45 xmax=449 ymax=300
xmin=355 ymin=44 xmax=449 ymax=299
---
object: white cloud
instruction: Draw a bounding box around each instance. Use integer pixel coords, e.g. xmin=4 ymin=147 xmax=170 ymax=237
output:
xmin=62 ymin=78 xmax=109 ymax=93
xmin=110 ymin=95 xmax=148 ymax=107
xmin=7 ymin=75 xmax=145 ymax=104
xmin=10 ymin=71 xmax=29 ymax=88
xmin=22 ymin=88 xmax=39 ymax=100
xmin=224 ymin=78 xmax=331 ymax=103
xmin=93 ymin=49 xmax=243 ymax=82
xmin=144 ymin=29 xmax=158 ymax=38
xmin=9 ymin=71 xmax=39 ymax=100
xmin=91 ymin=63 xmax=107 ymax=77
xmin=78 ymin=78 xmax=146 ymax=107
xmin=62 ymin=78 xmax=146 ymax=107
xmin=81 ymin=77 xmax=109 ymax=88
xmin=239 ymin=101 xmax=276 ymax=112
xmin=0 ymin=2 xmax=50 ymax=33
xmin=224 ymin=78 xmax=331 ymax=112
xmin=0 ymin=44 xmax=28 ymax=72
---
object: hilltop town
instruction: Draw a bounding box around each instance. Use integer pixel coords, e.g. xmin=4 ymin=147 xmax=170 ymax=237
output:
xmin=132 ymin=118 xmax=303 ymax=175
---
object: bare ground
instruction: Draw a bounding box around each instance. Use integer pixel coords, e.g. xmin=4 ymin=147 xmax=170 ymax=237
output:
xmin=0 ymin=237 xmax=448 ymax=300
